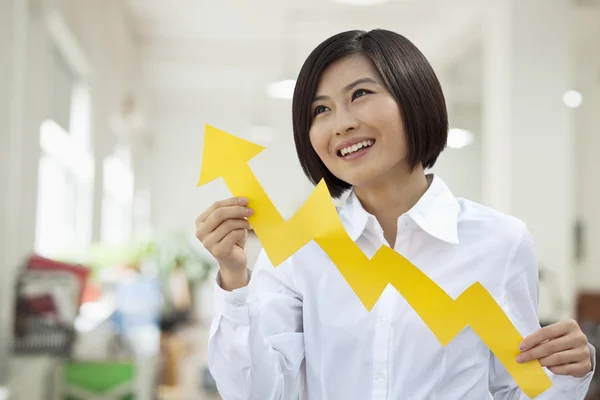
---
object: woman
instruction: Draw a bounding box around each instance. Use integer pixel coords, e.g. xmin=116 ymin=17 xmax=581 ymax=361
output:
xmin=195 ymin=30 xmax=595 ymax=399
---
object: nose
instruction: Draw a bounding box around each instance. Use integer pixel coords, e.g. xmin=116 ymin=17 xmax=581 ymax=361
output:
xmin=334 ymin=107 xmax=358 ymax=136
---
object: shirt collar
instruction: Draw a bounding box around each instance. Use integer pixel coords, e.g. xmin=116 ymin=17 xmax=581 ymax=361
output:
xmin=338 ymin=174 xmax=460 ymax=244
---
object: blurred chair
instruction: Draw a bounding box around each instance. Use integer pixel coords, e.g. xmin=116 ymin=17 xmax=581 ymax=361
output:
xmin=62 ymin=361 xmax=135 ymax=400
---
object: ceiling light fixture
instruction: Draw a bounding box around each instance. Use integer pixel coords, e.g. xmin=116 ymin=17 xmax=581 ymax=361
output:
xmin=447 ymin=128 xmax=474 ymax=149
xmin=563 ymin=90 xmax=583 ymax=108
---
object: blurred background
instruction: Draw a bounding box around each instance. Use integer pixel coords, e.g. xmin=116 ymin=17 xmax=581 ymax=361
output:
xmin=0 ymin=0 xmax=599 ymax=399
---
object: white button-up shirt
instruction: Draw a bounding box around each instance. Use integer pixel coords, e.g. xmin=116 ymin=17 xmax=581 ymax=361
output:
xmin=208 ymin=175 xmax=595 ymax=399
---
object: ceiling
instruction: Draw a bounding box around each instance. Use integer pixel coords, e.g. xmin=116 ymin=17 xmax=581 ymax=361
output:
xmin=125 ymin=0 xmax=486 ymax=123
xmin=124 ymin=0 xmax=600 ymax=137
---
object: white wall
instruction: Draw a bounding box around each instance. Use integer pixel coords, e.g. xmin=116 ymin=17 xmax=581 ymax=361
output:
xmin=432 ymin=141 xmax=482 ymax=203
xmin=432 ymin=101 xmax=482 ymax=203
xmin=0 ymin=0 xmax=14 ymax=238
xmin=575 ymin=47 xmax=600 ymax=290
xmin=0 ymin=0 xmax=20 ymax=385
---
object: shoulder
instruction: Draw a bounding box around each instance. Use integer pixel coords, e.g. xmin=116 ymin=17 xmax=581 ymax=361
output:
xmin=456 ymin=197 xmax=528 ymax=250
xmin=457 ymin=198 xmax=538 ymax=288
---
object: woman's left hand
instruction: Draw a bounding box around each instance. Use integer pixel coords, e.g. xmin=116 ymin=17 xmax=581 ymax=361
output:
xmin=517 ymin=319 xmax=592 ymax=378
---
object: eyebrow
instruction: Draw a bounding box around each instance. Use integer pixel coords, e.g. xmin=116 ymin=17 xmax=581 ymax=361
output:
xmin=312 ymin=77 xmax=378 ymax=103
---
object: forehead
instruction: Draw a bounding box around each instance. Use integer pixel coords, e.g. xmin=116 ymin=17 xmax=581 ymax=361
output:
xmin=314 ymin=53 xmax=380 ymax=93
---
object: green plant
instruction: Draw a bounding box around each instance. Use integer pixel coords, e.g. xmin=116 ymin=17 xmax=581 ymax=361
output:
xmin=59 ymin=230 xmax=216 ymax=284
xmin=145 ymin=230 xmax=216 ymax=283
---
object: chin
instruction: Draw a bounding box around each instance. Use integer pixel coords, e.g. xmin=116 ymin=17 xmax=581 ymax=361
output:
xmin=338 ymin=172 xmax=379 ymax=189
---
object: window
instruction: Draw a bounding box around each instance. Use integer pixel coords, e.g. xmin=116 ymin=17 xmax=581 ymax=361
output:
xmin=101 ymin=146 xmax=134 ymax=245
xmin=34 ymin=47 xmax=93 ymax=257
xmin=35 ymin=115 xmax=94 ymax=256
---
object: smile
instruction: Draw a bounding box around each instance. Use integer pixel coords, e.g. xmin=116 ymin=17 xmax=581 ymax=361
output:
xmin=337 ymin=139 xmax=375 ymax=157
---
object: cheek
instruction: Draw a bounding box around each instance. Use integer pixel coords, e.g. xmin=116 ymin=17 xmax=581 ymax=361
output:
xmin=376 ymin=103 xmax=406 ymax=148
xmin=309 ymin=126 xmax=331 ymax=160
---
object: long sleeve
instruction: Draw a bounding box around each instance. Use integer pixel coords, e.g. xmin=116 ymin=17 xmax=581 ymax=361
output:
xmin=489 ymin=225 xmax=596 ymax=399
xmin=207 ymin=249 xmax=305 ymax=400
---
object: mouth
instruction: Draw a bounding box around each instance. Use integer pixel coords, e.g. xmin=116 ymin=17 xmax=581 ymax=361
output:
xmin=336 ymin=139 xmax=376 ymax=158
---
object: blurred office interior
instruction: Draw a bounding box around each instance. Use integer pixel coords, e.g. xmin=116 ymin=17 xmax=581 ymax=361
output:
xmin=0 ymin=0 xmax=599 ymax=399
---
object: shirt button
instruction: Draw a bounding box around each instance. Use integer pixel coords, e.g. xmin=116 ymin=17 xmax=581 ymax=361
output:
xmin=379 ymin=317 xmax=388 ymax=326
xmin=233 ymin=300 xmax=244 ymax=307
xmin=375 ymin=374 xmax=386 ymax=383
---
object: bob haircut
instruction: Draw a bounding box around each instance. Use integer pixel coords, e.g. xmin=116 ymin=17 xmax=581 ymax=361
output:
xmin=292 ymin=29 xmax=448 ymax=199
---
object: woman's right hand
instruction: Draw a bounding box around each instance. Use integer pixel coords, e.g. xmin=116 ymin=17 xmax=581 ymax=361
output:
xmin=195 ymin=197 xmax=254 ymax=289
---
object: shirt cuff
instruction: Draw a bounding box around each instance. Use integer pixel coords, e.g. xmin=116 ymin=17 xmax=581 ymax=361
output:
xmin=552 ymin=343 xmax=596 ymax=396
xmin=213 ymin=269 xmax=253 ymax=322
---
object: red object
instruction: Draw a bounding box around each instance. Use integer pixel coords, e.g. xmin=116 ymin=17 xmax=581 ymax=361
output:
xmin=26 ymin=254 xmax=91 ymax=303
xmin=80 ymin=280 xmax=101 ymax=303
xmin=24 ymin=294 xmax=57 ymax=315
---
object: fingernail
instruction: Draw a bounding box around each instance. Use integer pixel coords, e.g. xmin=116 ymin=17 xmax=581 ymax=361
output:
xmin=516 ymin=354 xmax=524 ymax=363
xmin=239 ymin=197 xmax=248 ymax=205
xmin=247 ymin=208 xmax=254 ymax=215
xmin=519 ymin=342 xmax=526 ymax=351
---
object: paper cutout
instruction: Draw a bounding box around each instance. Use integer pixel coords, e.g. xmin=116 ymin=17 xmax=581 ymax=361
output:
xmin=197 ymin=124 xmax=552 ymax=398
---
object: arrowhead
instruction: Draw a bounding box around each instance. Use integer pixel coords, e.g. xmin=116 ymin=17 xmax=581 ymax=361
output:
xmin=197 ymin=124 xmax=266 ymax=186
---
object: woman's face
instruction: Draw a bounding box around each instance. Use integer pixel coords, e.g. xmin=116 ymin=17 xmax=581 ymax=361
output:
xmin=309 ymin=53 xmax=409 ymax=190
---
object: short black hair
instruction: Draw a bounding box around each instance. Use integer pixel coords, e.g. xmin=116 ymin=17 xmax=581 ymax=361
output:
xmin=292 ymin=29 xmax=448 ymax=199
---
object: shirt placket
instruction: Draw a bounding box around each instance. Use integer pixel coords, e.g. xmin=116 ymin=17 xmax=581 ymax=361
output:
xmin=370 ymin=220 xmax=396 ymax=400
xmin=371 ymin=286 xmax=395 ymax=400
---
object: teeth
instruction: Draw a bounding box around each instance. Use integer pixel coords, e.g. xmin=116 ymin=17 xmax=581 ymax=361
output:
xmin=340 ymin=140 xmax=374 ymax=156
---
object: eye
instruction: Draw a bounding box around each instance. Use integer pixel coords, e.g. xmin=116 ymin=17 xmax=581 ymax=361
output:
xmin=313 ymin=105 xmax=329 ymax=117
xmin=352 ymin=89 xmax=371 ymax=100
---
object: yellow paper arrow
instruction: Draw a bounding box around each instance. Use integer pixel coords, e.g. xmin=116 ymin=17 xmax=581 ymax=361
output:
xmin=197 ymin=124 xmax=552 ymax=398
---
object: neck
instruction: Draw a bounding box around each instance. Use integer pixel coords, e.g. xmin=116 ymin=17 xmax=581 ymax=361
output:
xmin=354 ymin=165 xmax=429 ymax=246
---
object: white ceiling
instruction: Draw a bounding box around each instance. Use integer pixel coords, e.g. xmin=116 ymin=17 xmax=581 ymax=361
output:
xmin=125 ymin=0 xmax=486 ymax=121
xmin=124 ymin=0 xmax=600 ymax=135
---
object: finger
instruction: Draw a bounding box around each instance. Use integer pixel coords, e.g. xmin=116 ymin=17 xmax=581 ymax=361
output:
xmin=203 ymin=205 xmax=253 ymax=233
xmin=204 ymin=219 xmax=250 ymax=249
xmin=538 ymin=347 xmax=589 ymax=367
xmin=212 ymin=229 xmax=246 ymax=260
xmin=221 ymin=229 xmax=246 ymax=250
xmin=548 ymin=361 xmax=592 ymax=378
xmin=196 ymin=197 xmax=248 ymax=225
xmin=195 ymin=206 xmax=251 ymax=245
xmin=520 ymin=321 xmax=574 ymax=351
xmin=517 ymin=334 xmax=578 ymax=363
